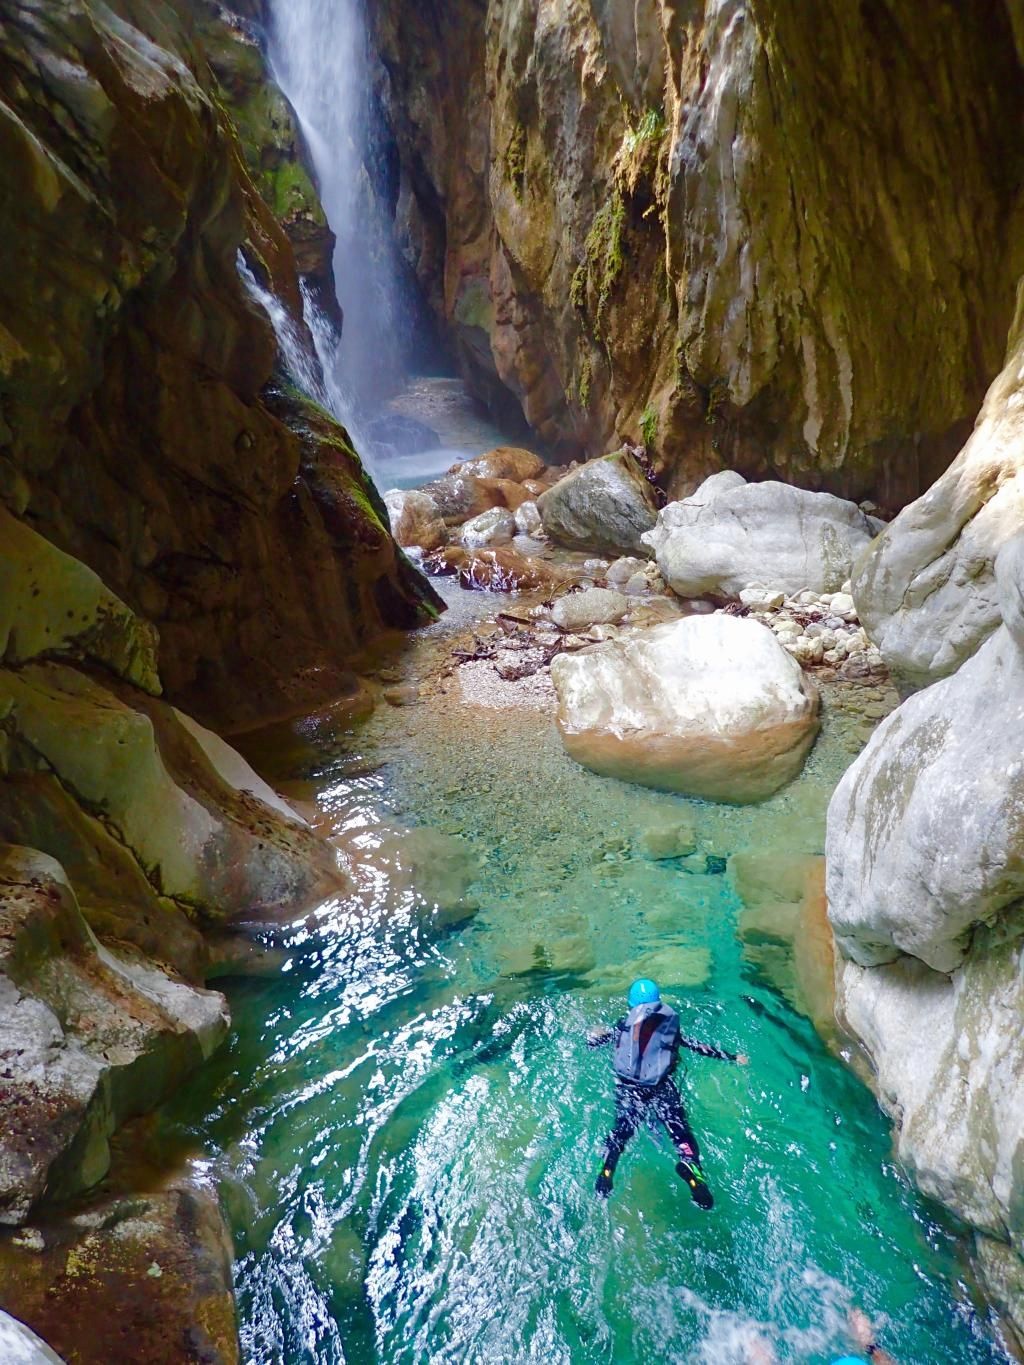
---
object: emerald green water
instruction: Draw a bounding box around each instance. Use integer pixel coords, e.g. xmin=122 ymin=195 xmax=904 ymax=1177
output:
xmin=166 ymin=585 xmax=1012 ymax=1364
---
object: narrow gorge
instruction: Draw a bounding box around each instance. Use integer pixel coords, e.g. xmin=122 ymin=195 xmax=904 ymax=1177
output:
xmin=0 ymin=1 xmax=1021 ymax=1362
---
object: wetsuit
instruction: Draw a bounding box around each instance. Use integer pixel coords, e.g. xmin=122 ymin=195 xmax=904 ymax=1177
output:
xmin=588 ymin=1016 xmax=736 ymax=1203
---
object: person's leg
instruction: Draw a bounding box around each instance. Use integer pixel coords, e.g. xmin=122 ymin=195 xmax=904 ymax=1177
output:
xmin=654 ymin=1081 xmax=714 ymax=1209
xmin=595 ymin=1084 xmax=642 ymax=1196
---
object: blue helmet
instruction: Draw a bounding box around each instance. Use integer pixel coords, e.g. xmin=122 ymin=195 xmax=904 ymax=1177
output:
xmin=831 ymin=1358 xmax=867 ymax=1364
xmin=627 ymin=978 xmax=660 ymax=1008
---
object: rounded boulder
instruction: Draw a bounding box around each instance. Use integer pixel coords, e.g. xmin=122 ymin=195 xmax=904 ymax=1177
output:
xmin=550 ymin=614 xmax=819 ymax=802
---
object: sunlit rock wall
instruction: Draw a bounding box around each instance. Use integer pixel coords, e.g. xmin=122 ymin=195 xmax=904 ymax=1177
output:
xmin=369 ymin=0 xmax=1024 ymax=505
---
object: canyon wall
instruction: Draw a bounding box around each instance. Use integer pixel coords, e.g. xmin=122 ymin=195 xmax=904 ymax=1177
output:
xmin=0 ymin=0 xmax=438 ymax=736
xmin=369 ymin=0 xmax=1024 ymax=506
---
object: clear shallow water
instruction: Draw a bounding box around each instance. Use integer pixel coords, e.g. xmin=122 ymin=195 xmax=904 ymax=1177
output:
xmin=164 ymin=586 xmax=1012 ymax=1364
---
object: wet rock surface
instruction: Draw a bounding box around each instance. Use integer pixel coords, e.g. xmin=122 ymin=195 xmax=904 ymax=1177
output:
xmin=827 ymin=532 xmax=1024 ymax=1328
xmin=0 ymin=1172 xmax=238 ymax=1365
xmin=538 ymin=450 xmax=658 ymax=556
xmin=0 ymin=848 xmax=228 ymax=1221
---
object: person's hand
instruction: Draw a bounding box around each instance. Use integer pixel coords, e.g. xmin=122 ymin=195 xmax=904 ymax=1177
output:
xmin=848 ymin=1308 xmax=873 ymax=1347
xmin=736 ymin=1053 xmax=749 ymax=1065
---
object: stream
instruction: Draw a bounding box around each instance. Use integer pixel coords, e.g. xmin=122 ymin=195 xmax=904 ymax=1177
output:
xmin=159 ymin=570 xmax=1012 ymax=1364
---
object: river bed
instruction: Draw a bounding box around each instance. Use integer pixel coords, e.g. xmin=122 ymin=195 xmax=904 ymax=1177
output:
xmin=159 ymin=573 xmax=1014 ymax=1364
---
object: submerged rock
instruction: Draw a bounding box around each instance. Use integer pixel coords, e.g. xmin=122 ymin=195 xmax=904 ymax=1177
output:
xmin=550 ymin=614 xmax=819 ymax=802
xmin=643 ymin=472 xmax=876 ymax=599
xmin=538 ymin=450 xmax=658 ymax=556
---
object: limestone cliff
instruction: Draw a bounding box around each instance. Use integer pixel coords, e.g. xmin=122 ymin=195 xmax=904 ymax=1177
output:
xmin=369 ymin=0 xmax=1024 ymax=506
xmin=828 ymin=534 xmax=1024 ymax=1336
xmin=0 ymin=0 xmax=439 ymax=734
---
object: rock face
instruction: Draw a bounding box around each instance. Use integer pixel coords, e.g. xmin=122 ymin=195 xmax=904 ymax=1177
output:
xmin=643 ymin=472 xmax=876 ymax=599
xmin=538 ymin=450 xmax=658 ymax=555
xmin=192 ymin=0 xmax=337 ymax=304
xmin=827 ymin=532 xmax=1024 ymax=1331
xmin=853 ymin=305 xmax=1024 ymax=687
xmin=551 ymin=614 xmax=819 ymax=801
xmin=0 ymin=847 xmax=228 ymax=1220
xmin=369 ymin=0 xmax=1024 ymax=502
xmin=0 ymin=1174 xmax=239 ymax=1365
xmin=0 ymin=0 xmax=439 ymax=732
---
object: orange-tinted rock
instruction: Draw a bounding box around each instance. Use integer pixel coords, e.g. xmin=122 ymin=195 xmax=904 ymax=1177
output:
xmin=458 ymin=447 xmax=546 ymax=482
xmin=425 ymin=547 xmax=569 ymax=592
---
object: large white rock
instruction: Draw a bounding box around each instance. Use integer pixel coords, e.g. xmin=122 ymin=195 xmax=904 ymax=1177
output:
xmin=853 ymin=311 xmax=1024 ymax=685
xmin=836 ymin=940 xmax=1022 ymax=1256
xmin=642 ymin=471 xmax=876 ymax=599
xmin=550 ymin=613 xmax=819 ymax=802
xmin=827 ymin=532 xmax=1024 ymax=1325
xmin=828 ymin=539 xmax=1024 ymax=973
xmin=0 ymin=1311 xmax=65 ymax=1364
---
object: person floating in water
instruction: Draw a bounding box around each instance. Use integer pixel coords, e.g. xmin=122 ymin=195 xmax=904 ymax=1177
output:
xmin=587 ymin=978 xmax=747 ymax=1205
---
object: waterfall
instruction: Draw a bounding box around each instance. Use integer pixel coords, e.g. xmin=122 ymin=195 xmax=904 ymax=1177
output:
xmin=267 ymin=0 xmax=406 ymax=413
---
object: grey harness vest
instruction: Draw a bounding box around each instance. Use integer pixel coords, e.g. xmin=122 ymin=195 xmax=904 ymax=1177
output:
xmin=612 ymin=1002 xmax=679 ymax=1086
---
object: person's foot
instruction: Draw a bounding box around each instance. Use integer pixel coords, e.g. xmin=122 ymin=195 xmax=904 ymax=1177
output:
xmin=676 ymin=1160 xmax=714 ymax=1209
xmin=595 ymin=1167 xmax=614 ymax=1198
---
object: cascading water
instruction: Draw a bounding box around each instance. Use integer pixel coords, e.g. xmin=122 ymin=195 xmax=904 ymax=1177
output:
xmin=268 ymin=0 xmax=406 ymax=414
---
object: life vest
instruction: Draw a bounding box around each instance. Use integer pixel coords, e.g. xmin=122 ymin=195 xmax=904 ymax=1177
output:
xmin=612 ymin=1001 xmax=679 ymax=1086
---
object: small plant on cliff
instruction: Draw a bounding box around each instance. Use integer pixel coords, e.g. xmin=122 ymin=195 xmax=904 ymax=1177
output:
xmin=578 ymin=353 xmax=592 ymax=408
xmin=504 ymin=124 xmax=527 ymax=198
xmin=705 ymin=377 xmax=729 ymax=424
xmin=640 ymin=403 xmax=659 ymax=448
xmin=583 ymin=192 xmax=626 ymax=326
xmin=616 ymin=107 xmax=667 ymax=203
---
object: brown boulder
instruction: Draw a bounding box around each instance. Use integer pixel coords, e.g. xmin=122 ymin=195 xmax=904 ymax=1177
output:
xmin=450 ymin=447 xmax=546 ymax=482
xmin=425 ymin=547 xmax=570 ymax=592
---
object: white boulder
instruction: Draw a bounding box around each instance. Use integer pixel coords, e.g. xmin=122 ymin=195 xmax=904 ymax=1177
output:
xmin=0 ymin=1311 xmax=65 ymax=1364
xmin=642 ymin=471 xmax=876 ymax=599
xmin=550 ymin=587 xmax=628 ymax=631
xmin=459 ymin=506 xmax=516 ymax=548
xmin=550 ymin=614 xmax=819 ymax=802
xmin=514 ymin=499 xmax=543 ymax=537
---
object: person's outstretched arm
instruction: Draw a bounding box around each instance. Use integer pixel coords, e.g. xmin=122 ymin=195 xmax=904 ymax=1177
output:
xmin=680 ymin=1036 xmax=749 ymax=1064
xmin=587 ymin=1019 xmax=625 ymax=1048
